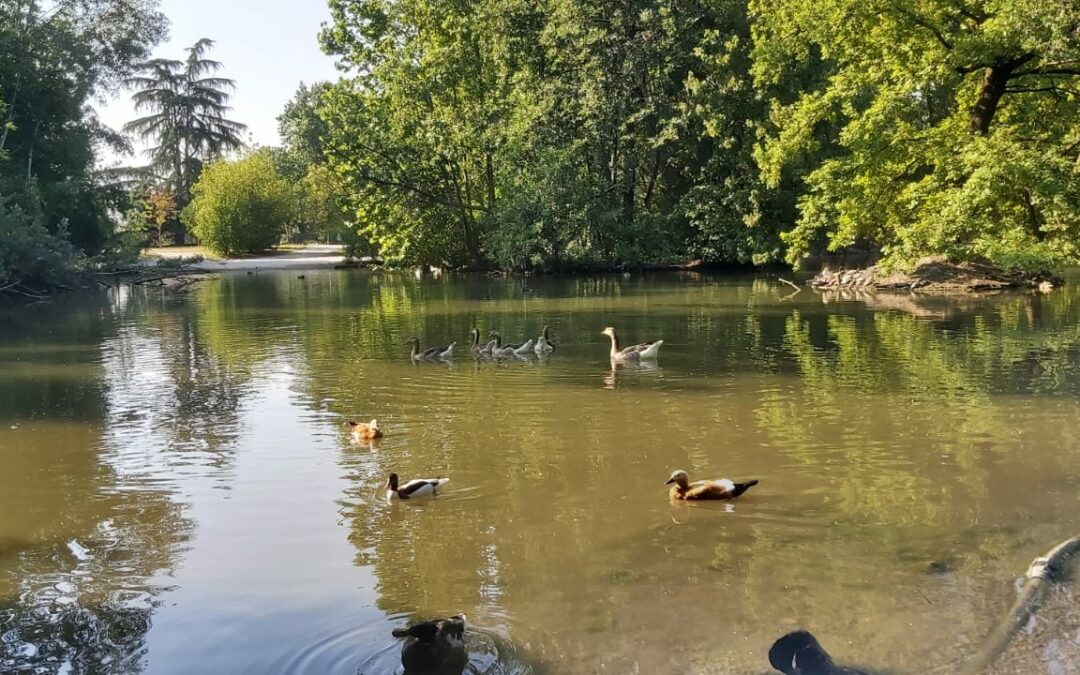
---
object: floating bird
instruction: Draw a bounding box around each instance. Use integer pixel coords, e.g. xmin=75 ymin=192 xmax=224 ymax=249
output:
xmin=385 ymin=473 xmax=450 ymax=500
xmin=297 ymin=274 xmax=306 ymax=280
xmin=601 ymin=326 xmax=663 ymax=362
xmin=769 ymin=630 xmax=869 ymax=675
xmin=665 ymin=469 xmax=758 ymax=501
xmin=393 ymin=614 xmax=468 ymax=674
xmin=520 ymin=277 xmax=533 ymax=294
xmin=534 ymin=325 xmax=555 ymax=355
xmin=406 ymin=336 xmax=455 ymax=362
xmin=348 ymin=419 xmax=383 ymax=441
xmin=470 ymin=328 xmax=495 ymax=358
xmin=488 ymin=331 xmax=533 ymax=358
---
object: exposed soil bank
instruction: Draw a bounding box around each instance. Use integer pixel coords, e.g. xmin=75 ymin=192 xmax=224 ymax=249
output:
xmin=810 ymin=257 xmax=1059 ymax=293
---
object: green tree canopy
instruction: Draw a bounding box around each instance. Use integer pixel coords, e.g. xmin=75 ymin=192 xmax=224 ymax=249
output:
xmin=752 ymin=0 xmax=1080 ymax=272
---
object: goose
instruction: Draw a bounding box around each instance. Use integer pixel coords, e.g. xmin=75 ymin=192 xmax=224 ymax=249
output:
xmin=393 ymin=614 xmax=468 ymax=674
xmin=385 ymin=473 xmax=450 ymax=500
xmin=534 ymin=325 xmax=555 ymax=355
xmin=769 ymin=631 xmax=869 ymax=675
xmin=469 ymin=328 xmax=494 ymax=358
xmin=665 ymin=470 xmax=758 ymax=501
xmin=488 ymin=331 xmax=533 ymax=358
xmin=601 ymin=326 xmax=662 ymax=362
xmin=348 ymin=419 xmax=383 ymax=441
xmin=405 ymin=336 xmax=455 ymax=361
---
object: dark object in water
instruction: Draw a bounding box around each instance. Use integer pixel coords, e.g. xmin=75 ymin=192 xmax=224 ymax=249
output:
xmin=392 ymin=614 xmax=467 ymax=674
xmin=769 ymin=630 xmax=869 ymax=675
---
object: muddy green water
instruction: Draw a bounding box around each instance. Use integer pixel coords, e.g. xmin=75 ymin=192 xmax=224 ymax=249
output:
xmin=1 ymin=272 xmax=1078 ymax=675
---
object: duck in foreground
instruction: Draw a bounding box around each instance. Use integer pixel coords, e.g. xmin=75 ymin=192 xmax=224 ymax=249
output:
xmin=535 ymin=325 xmax=555 ymax=355
xmin=769 ymin=630 xmax=869 ymax=675
xmin=385 ymin=473 xmax=450 ymax=500
xmin=348 ymin=419 xmax=383 ymax=441
xmin=488 ymin=331 xmax=533 ymax=358
xmin=406 ymin=336 xmax=455 ymax=361
xmin=393 ymin=614 xmax=468 ymax=674
xmin=601 ymin=326 xmax=662 ymax=362
xmin=470 ymin=328 xmax=495 ymax=358
xmin=665 ymin=469 xmax=758 ymax=501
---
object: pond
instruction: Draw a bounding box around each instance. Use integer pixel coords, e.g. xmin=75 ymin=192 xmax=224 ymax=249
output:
xmin=1 ymin=271 xmax=1078 ymax=674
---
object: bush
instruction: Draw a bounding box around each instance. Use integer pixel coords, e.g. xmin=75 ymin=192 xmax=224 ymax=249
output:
xmin=0 ymin=199 xmax=78 ymax=289
xmin=182 ymin=151 xmax=295 ymax=256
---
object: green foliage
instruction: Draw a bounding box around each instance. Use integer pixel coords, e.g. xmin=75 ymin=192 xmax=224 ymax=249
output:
xmin=753 ymin=0 xmax=1080 ymax=271
xmin=183 ymin=150 xmax=296 ymax=256
xmin=0 ymin=198 xmax=77 ymax=289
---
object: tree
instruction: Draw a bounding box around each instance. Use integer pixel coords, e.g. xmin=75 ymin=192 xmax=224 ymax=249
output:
xmin=124 ymin=38 xmax=248 ymax=241
xmin=182 ymin=150 xmax=295 ymax=256
xmin=752 ymin=0 xmax=1080 ymax=272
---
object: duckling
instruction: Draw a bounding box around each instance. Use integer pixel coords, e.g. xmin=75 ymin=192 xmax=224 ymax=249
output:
xmin=392 ymin=614 xmax=468 ymax=674
xmin=469 ymin=328 xmax=494 ymax=358
xmin=601 ymin=326 xmax=662 ymax=362
xmin=385 ymin=473 xmax=450 ymax=500
xmin=665 ymin=469 xmax=758 ymax=501
xmin=487 ymin=331 xmax=533 ymax=358
xmin=405 ymin=336 xmax=455 ymax=361
xmin=769 ymin=630 xmax=869 ymax=675
xmin=534 ymin=325 xmax=555 ymax=355
xmin=348 ymin=419 xmax=383 ymax=441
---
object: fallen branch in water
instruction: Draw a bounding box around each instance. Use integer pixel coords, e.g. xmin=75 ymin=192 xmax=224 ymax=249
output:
xmin=777 ymin=277 xmax=801 ymax=292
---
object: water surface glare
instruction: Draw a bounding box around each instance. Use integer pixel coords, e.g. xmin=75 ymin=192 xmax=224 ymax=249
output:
xmin=1 ymin=272 xmax=1079 ymax=674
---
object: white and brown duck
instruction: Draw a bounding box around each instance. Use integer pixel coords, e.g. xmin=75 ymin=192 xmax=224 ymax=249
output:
xmin=406 ymin=336 xmax=455 ymax=362
xmin=392 ymin=614 xmax=468 ymax=674
xmin=665 ymin=469 xmax=758 ymax=501
xmin=601 ymin=326 xmax=662 ymax=362
xmin=534 ymin=325 xmax=555 ymax=355
xmin=487 ymin=331 xmax=533 ymax=358
xmin=469 ymin=328 xmax=495 ymax=358
xmin=385 ymin=473 xmax=450 ymax=501
xmin=348 ymin=419 xmax=383 ymax=441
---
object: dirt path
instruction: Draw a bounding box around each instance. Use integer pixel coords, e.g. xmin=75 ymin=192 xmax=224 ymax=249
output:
xmin=150 ymin=244 xmax=351 ymax=271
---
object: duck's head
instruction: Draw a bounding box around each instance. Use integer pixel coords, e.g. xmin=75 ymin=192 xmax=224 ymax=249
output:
xmin=487 ymin=330 xmax=501 ymax=338
xmin=600 ymin=326 xmax=616 ymax=338
xmin=369 ymin=419 xmax=379 ymax=430
xmin=665 ymin=470 xmax=690 ymax=488
xmin=404 ymin=336 xmax=420 ymax=346
xmin=768 ymin=630 xmax=833 ymax=675
xmin=385 ymin=473 xmax=400 ymax=491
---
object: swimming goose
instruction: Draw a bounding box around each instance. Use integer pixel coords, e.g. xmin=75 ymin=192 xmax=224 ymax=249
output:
xmin=601 ymin=326 xmax=662 ymax=362
xmin=665 ymin=470 xmax=758 ymax=501
xmin=406 ymin=336 xmax=455 ymax=361
xmin=469 ymin=328 xmax=494 ymax=358
xmin=488 ymin=331 xmax=533 ymax=358
xmin=348 ymin=419 xmax=383 ymax=441
xmin=534 ymin=325 xmax=555 ymax=355
xmin=393 ymin=614 xmax=468 ymax=674
xmin=385 ymin=473 xmax=450 ymax=500
xmin=769 ymin=631 xmax=869 ymax=675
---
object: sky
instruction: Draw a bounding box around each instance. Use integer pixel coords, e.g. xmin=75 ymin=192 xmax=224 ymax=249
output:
xmin=96 ymin=0 xmax=342 ymax=166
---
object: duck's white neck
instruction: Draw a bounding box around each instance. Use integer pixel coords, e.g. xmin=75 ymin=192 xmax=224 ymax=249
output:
xmin=606 ymin=330 xmax=620 ymax=357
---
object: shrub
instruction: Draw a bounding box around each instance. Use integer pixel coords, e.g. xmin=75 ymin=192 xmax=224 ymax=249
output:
xmin=182 ymin=151 xmax=295 ymax=256
xmin=0 ymin=199 xmax=78 ymax=290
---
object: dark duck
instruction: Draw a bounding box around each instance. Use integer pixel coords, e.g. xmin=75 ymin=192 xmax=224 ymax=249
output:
xmin=392 ymin=614 xmax=468 ymax=674
xmin=769 ymin=630 xmax=870 ymax=675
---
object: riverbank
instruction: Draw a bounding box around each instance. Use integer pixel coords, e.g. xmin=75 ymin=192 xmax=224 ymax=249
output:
xmin=809 ymin=257 xmax=1058 ymax=294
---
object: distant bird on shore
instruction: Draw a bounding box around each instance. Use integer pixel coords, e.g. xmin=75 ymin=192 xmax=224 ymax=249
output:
xmin=769 ymin=630 xmax=869 ymax=675
xmin=348 ymin=419 xmax=382 ymax=441
xmin=385 ymin=473 xmax=450 ymax=500
xmin=393 ymin=614 xmax=467 ymax=674
xmin=601 ymin=326 xmax=662 ymax=362
xmin=665 ymin=470 xmax=758 ymax=501
xmin=406 ymin=336 xmax=455 ymax=361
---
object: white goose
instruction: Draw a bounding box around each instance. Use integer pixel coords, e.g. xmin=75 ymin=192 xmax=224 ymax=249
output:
xmin=601 ymin=326 xmax=662 ymax=362
xmin=534 ymin=325 xmax=555 ymax=355
xmin=384 ymin=473 xmax=450 ymax=500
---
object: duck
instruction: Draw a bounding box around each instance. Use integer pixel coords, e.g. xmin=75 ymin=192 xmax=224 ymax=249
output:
xmin=534 ymin=325 xmax=555 ymax=355
xmin=665 ymin=469 xmax=759 ymax=501
xmin=406 ymin=336 xmax=455 ymax=361
xmin=348 ymin=419 xmax=383 ymax=441
xmin=488 ymin=331 xmax=533 ymax=358
xmin=768 ymin=630 xmax=869 ymax=675
xmin=469 ymin=328 xmax=496 ymax=358
xmin=392 ymin=614 xmax=468 ymax=674
xmin=601 ymin=326 xmax=662 ymax=362
xmin=385 ymin=473 xmax=450 ymax=500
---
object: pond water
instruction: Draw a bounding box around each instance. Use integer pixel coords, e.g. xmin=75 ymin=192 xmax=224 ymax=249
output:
xmin=1 ymin=271 xmax=1078 ymax=674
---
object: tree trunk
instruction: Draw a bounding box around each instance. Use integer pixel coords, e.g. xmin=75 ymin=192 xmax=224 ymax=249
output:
xmin=968 ymin=55 xmax=1034 ymax=135
xmin=621 ymin=142 xmax=637 ymax=225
